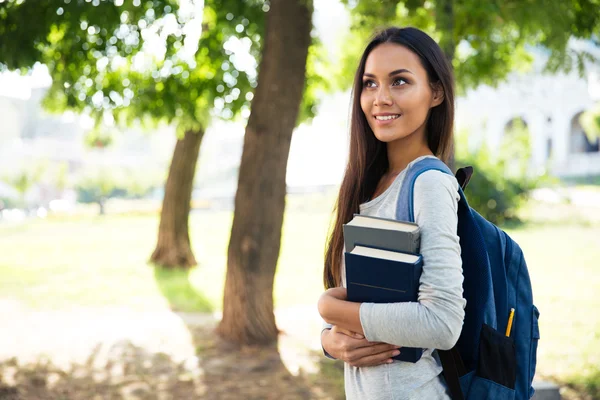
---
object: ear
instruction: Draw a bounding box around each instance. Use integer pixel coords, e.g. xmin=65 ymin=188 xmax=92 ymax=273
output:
xmin=430 ymin=82 xmax=445 ymax=108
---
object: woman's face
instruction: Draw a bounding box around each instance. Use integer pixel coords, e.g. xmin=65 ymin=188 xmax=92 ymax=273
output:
xmin=360 ymin=42 xmax=443 ymax=144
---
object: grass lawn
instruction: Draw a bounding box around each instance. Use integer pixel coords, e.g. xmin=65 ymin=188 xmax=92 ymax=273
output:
xmin=0 ymin=206 xmax=332 ymax=313
xmin=0 ymin=194 xmax=599 ymax=396
xmin=506 ymin=224 xmax=600 ymax=385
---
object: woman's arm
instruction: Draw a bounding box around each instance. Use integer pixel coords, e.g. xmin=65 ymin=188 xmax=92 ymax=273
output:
xmin=357 ymin=170 xmax=466 ymax=350
xmin=319 ymin=292 xmax=401 ymax=367
xmin=318 ymin=287 xmax=363 ymax=334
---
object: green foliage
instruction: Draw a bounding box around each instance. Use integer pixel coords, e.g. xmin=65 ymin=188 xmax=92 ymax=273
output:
xmin=0 ymin=163 xmax=45 ymax=207
xmin=75 ymin=168 xmax=123 ymax=204
xmin=580 ymin=102 xmax=600 ymax=139
xmin=297 ymin=35 xmax=333 ymax=124
xmin=0 ymin=196 xmax=18 ymax=209
xmin=562 ymin=174 xmax=600 ymax=186
xmin=0 ymin=0 xmax=266 ymax=131
xmin=0 ymin=161 xmax=73 ymax=208
xmin=1 ymin=0 xmax=330 ymax=131
xmin=84 ymin=127 xmax=114 ymax=149
xmin=455 ymin=122 xmax=544 ymax=226
xmin=50 ymin=162 xmax=69 ymax=192
xmin=75 ymin=166 xmax=161 ymax=204
xmin=121 ymin=168 xmax=164 ymax=198
xmin=566 ymin=366 xmax=600 ymax=399
xmin=337 ymin=0 xmax=600 ymax=94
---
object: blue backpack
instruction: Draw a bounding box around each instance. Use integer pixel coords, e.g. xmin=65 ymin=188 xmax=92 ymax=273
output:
xmin=396 ymin=158 xmax=540 ymax=400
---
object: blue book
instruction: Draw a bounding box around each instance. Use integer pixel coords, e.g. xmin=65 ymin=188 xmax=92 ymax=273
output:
xmin=345 ymin=245 xmax=424 ymax=363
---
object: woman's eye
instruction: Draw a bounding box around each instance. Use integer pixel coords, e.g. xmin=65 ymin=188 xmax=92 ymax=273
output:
xmin=363 ymin=80 xmax=376 ymax=88
xmin=392 ymin=78 xmax=407 ymax=86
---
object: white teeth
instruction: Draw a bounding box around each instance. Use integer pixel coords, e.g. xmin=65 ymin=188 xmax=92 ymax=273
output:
xmin=375 ymin=115 xmax=400 ymax=121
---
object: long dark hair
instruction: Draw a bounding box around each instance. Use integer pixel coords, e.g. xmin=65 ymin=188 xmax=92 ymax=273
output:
xmin=323 ymin=26 xmax=455 ymax=289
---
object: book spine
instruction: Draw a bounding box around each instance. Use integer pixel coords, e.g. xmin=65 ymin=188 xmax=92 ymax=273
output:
xmin=413 ymin=233 xmax=421 ymax=254
xmin=413 ymin=257 xmax=423 ymax=292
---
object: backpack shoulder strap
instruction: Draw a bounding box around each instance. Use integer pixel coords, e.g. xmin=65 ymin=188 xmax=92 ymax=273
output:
xmin=395 ymin=157 xmax=475 ymax=400
xmin=395 ymin=157 xmax=454 ymax=222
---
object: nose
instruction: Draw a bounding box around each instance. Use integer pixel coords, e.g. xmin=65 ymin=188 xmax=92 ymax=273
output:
xmin=374 ymin=86 xmax=393 ymax=107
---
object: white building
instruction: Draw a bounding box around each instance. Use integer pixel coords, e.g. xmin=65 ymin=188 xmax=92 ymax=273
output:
xmin=456 ymin=41 xmax=600 ymax=178
xmin=0 ymin=83 xmax=175 ymax=206
xmin=1 ymin=38 xmax=599 ymax=208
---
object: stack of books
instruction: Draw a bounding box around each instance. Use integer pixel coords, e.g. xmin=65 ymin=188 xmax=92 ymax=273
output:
xmin=343 ymin=214 xmax=423 ymax=363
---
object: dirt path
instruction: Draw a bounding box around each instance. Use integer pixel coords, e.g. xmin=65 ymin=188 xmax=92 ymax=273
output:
xmin=0 ymin=300 xmax=341 ymax=399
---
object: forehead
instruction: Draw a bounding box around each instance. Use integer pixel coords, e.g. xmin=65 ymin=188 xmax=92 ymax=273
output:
xmin=364 ymin=42 xmax=424 ymax=77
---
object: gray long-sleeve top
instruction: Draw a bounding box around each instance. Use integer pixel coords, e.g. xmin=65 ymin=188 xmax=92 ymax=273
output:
xmin=325 ymin=156 xmax=466 ymax=400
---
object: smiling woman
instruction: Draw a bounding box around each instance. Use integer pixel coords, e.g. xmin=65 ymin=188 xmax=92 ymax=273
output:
xmin=318 ymin=27 xmax=461 ymax=400
xmin=360 ymin=44 xmax=444 ymax=145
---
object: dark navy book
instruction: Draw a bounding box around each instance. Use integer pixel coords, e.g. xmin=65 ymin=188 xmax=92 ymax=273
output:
xmin=345 ymin=245 xmax=424 ymax=363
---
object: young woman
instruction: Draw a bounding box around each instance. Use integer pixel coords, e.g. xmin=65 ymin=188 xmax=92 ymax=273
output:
xmin=318 ymin=27 xmax=466 ymax=399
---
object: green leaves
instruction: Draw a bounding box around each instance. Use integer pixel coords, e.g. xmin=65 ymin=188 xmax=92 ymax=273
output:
xmin=297 ymin=36 xmax=332 ymax=124
xmin=580 ymin=102 xmax=600 ymax=139
xmin=455 ymin=124 xmax=544 ymax=225
xmin=0 ymin=0 xmax=265 ymax=130
xmin=337 ymin=0 xmax=600 ymax=93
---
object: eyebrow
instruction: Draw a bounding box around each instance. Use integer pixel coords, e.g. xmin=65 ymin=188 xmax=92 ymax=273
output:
xmin=363 ymin=69 xmax=414 ymax=78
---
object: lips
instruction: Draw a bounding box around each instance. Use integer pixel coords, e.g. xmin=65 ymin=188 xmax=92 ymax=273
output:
xmin=374 ymin=114 xmax=400 ymax=121
xmin=373 ymin=114 xmax=401 ymax=126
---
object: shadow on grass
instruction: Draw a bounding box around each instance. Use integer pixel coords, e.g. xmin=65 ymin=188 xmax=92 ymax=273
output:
xmin=304 ymin=350 xmax=345 ymax=400
xmin=145 ymin=264 xmax=336 ymax=399
xmin=0 ymin=341 xmax=201 ymax=400
xmin=152 ymin=265 xmax=213 ymax=313
xmin=0 ymin=326 xmax=340 ymax=399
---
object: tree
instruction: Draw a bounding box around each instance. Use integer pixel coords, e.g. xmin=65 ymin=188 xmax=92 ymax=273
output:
xmin=0 ymin=0 xmax=264 ymax=267
xmin=216 ymin=0 xmax=314 ymax=345
xmin=338 ymin=0 xmax=600 ymax=169
xmin=1 ymin=0 xmax=331 ymax=345
xmin=0 ymin=164 xmax=44 ymax=210
xmin=75 ymin=167 xmax=122 ymax=215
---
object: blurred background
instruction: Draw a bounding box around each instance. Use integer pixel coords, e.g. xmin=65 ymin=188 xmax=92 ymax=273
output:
xmin=0 ymin=0 xmax=599 ymax=399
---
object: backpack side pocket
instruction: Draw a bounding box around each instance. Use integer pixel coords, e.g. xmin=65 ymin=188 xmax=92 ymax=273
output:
xmin=528 ymin=305 xmax=540 ymax=398
xmin=467 ymin=376 xmax=516 ymax=400
xmin=464 ymin=323 xmax=517 ymax=400
xmin=477 ymin=323 xmax=517 ymax=389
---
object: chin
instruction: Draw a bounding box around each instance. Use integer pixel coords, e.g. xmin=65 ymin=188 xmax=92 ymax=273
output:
xmin=373 ymin=129 xmax=411 ymax=143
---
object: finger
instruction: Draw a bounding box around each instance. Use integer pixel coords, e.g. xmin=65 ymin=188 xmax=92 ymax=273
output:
xmin=349 ymin=342 xmax=399 ymax=359
xmin=330 ymin=325 xmax=365 ymax=340
xmin=333 ymin=326 xmax=364 ymax=339
xmin=350 ymin=348 xmax=401 ymax=368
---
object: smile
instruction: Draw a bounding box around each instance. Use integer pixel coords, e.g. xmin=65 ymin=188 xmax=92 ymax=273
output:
xmin=374 ymin=114 xmax=400 ymax=121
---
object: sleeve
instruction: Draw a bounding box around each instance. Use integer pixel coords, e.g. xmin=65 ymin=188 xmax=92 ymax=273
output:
xmin=321 ymin=322 xmax=336 ymax=359
xmin=320 ymin=245 xmax=349 ymax=359
xmin=358 ymin=170 xmax=466 ymax=350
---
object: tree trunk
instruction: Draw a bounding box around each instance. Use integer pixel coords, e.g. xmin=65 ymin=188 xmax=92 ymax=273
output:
xmin=216 ymin=0 xmax=313 ymax=346
xmin=98 ymin=197 xmax=105 ymax=216
xmin=150 ymin=128 xmax=204 ymax=268
xmin=436 ymin=0 xmax=456 ymax=172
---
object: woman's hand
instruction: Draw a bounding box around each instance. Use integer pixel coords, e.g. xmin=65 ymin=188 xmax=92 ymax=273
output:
xmin=322 ymin=325 xmax=401 ymax=367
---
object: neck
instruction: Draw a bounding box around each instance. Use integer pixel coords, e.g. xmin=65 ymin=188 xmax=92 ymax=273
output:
xmin=386 ymin=130 xmax=433 ymax=175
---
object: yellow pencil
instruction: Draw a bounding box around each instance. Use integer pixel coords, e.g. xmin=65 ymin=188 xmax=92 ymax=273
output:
xmin=505 ymin=308 xmax=515 ymax=337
